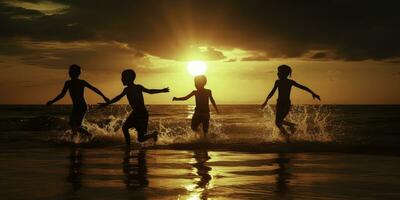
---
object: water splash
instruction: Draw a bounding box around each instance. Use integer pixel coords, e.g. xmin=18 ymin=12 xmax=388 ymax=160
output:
xmin=261 ymin=105 xmax=336 ymax=142
xmin=148 ymin=116 xmax=226 ymax=145
xmin=56 ymin=110 xmax=128 ymax=145
xmin=51 ymin=105 xmax=340 ymax=147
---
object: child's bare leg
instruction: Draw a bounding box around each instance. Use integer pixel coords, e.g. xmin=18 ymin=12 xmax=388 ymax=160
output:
xmin=276 ymin=117 xmax=290 ymax=136
xmin=122 ymin=124 xmax=131 ymax=148
xmin=277 ymin=125 xmax=291 ymax=143
xmin=191 ymin=117 xmax=202 ymax=140
xmin=137 ymin=131 xmax=157 ymax=143
xmin=151 ymin=131 xmax=159 ymax=143
xmin=70 ymin=121 xmax=78 ymax=137
xmin=191 ymin=126 xmax=199 ymax=132
xmin=135 ymin=116 xmax=157 ymax=143
xmin=277 ymin=125 xmax=289 ymax=135
xmin=283 ymin=121 xmax=296 ymax=134
xmin=280 ymin=127 xmax=291 ymax=142
xmin=191 ymin=114 xmax=201 ymax=133
xmin=283 ymin=121 xmax=295 ymax=126
xmin=191 ymin=122 xmax=199 ymax=132
xmin=202 ymin=121 xmax=209 ymax=138
xmin=78 ymin=127 xmax=91 ymax=138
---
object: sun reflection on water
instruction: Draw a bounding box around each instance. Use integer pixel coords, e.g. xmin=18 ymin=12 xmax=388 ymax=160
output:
xmin=182 ymin=150 xmax=213 ymax=200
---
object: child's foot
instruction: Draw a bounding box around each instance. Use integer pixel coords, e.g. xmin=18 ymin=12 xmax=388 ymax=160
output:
xmin=152 ymin=131 xmax=159 ymax=143
xmin=82 ymin=133 xmax=92 ymax=141
xmin=78 ymin=127 xmax=92 ymax=140
xmin=284 ymin=134 xmax=291 ymax=143
xmin=288 ymin=124 xmax=296 ymax=134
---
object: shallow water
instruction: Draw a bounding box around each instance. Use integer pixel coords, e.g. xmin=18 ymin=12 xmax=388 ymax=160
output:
xmin=0 ymin=105 xmax=400 ymax=199
xmin=0 ymin=105 xmax=399 ymax=153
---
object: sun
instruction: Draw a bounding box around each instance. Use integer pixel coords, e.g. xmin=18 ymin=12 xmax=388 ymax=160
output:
xmin=187 ymin=61 xmax=207 ymax=76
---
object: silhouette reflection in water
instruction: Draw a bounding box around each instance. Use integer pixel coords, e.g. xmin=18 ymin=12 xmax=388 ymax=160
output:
xmin=67 ymin=145 xmax=83 ymax=195
xmin=123 ymin=149 xmax=149 ymax=190
xmin=189 ymin=150 xmax=212 ymax=199
xmin=273 ymin=153 xmax=292 ymax=199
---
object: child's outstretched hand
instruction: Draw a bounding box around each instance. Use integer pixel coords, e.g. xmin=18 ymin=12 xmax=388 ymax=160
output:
xmin=312 ymin=93 xmax=321 ymax=100
xmin=162 ymin=87 xmax=170 ymax=93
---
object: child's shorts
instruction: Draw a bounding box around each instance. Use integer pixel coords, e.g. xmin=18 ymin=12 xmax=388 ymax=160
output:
xmin=191 ymin=112 xmax=210 ymax=130
xmin=69 ymin=104 xmax=87 ymax=127
xmin=276 ymin=100 xmax=291 ymax=125
xmin=123 ymin=112 xmax=149 ymax=135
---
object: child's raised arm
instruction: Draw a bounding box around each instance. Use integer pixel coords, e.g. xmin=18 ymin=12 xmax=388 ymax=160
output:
xmin=83 ymin=81 xmax=109 ymax=102
xmin=173 ymin=91 xmax=195 ymax=101
xmin=46 ymin=81 xmax=70 ymax=106
xmin=142 ymin=86 xmax=169 ymax=94
xmin=98 ymin=88 xmax=127 ymax=108
xmin=261 ymin=81 xmax=278 ymax=109
xmin=209 ymin=91 xmax=219 ymax=114
xmin=292 ymin=81 xmax=321 ymax=100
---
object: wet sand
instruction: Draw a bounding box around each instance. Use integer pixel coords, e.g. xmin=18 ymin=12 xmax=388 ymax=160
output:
xmin=1 ymin=147 xmax=400 ymax=200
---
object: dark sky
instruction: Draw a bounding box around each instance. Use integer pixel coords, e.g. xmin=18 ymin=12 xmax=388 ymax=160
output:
xmin=1 ymin=0 xmax=400 ymax=62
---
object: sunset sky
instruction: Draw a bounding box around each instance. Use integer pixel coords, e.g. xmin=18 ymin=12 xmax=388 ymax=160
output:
xmin=0 ymin=0 xmax=399 ymax=104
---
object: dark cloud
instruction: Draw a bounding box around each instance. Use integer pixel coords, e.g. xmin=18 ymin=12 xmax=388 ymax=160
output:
xmin=387 ymin=59 xmax=400 ymax=64
xmin=241 ymin=55 xmax=269 ymax=61
xmin=183 ymin=46 xmax=226 ymax=61
xmin=0 ymin=39 xmax=34 ymax=55
xmin=0 ymin=2 xmax=44 ymax=19
xmin=311 ymin=52 xmax=327 ymax=59
xmin=224 ymin=58 xmax=236 ymax=62
xmin=200 ymin=47 xmax=226 ymax=61
xmin=0 ymin=40 xmax=146 ymax=71
xmin=1 ymin=0 xmax=400 ymax=62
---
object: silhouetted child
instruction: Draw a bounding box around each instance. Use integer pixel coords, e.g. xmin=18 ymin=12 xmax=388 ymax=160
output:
xmin=99 ymin=69 xmax=169 ymax=148
xmin=261 ymin=65 xmax=320 ymax=135
xmin=173 ymin=75 xmax=219 ymax=138
xmin=47 ymin=64 xmax=109 ymax=138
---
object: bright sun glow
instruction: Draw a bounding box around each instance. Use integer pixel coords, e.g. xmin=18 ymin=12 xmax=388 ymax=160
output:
xmin=187 ymin=61 xmax=207 ymax=76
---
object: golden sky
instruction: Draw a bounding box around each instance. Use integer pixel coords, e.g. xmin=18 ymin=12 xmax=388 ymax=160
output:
xmin=0 ymin=1 xmax=399 ymax=104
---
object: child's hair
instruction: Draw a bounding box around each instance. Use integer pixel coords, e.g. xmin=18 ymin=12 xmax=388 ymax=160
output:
xmin=278 ymin=64 xmax=292 ymax=78
xmin=194 ymin=75 xmax=207 ymax=87
xmin=122 ymin=69 xmax=136 ymax=82
xmin=69 ymin=64 xmax=81 ymax=78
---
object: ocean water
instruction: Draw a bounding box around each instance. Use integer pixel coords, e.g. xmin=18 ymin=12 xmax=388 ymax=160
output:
xmin=0 ymin=105 xmax=400 ymax=199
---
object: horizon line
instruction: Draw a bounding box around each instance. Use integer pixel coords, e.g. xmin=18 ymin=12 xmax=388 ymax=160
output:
xmin=0 ymin=103 xmax=399 ymax=106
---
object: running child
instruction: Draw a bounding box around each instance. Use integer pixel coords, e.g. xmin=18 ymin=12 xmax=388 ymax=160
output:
xmin=173 ymin=75 xmax=219 ymax=138
xmin=99 ymin=69 xmax=169 ymax=147
xmin=46 ymin=64 xmax=109 ymax=137
xmin=260 ymin=65 xmax=320 ymax=135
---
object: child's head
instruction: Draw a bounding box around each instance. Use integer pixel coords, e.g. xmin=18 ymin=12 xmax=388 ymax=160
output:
xmin=69 ymin=64 xmax=81 ymax=79
xmin=277 ymin=64 xmax=292 ymax=79
xmin=194 ymin=75 xmax=207 ymax=89
xmin=121 ymin=69 xmax=136 ymax=85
